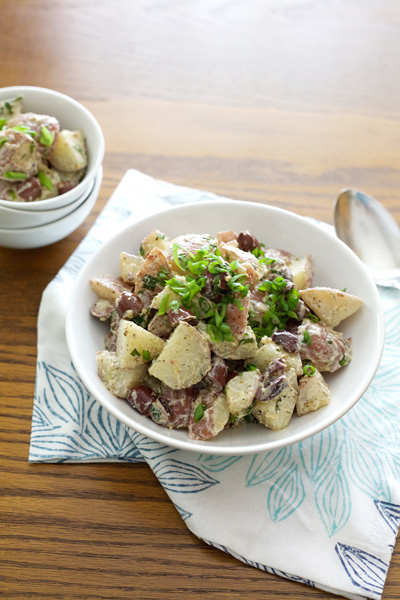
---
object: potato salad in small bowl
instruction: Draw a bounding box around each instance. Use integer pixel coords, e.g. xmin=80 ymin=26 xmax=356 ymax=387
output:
xmin=66 ymin=201 xmax=384 ymax=455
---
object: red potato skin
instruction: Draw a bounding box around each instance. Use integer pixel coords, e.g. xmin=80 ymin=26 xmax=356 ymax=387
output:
xmin=7 ymin=112 xmax=60 ymax=157
xmin=134 ymin=248 xmax=172 ymax=308
xmin=0 ymin=129 xmax=41 ymax=178
xmin=298 ymin=320 xmax=352 ymax=372
xmin=15 ymin=177 xmax=42 ymax=202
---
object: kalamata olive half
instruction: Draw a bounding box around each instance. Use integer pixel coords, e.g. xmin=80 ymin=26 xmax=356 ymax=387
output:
xmin=272 ymin=331 xmax=299 ymax=353
xmin=237 ymin=231 xmax=261 ymax=253
xmin=116 ymin=292 xmax=143 ymax=318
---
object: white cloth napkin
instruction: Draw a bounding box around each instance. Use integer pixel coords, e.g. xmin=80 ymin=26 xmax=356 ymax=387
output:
xmin=30 ymin=170 xmax=400 ymax=600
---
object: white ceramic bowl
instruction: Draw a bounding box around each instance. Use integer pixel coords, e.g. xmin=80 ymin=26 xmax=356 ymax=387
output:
xmin=0 ymin=86 xmax=104 ymax=211
xmin=0 ymin=167 xmax=102 ymax=248
xmin=66 ymin=200 xmax=385 ymax=455
xmin=0 ymin=178 xmax=95 ymax=229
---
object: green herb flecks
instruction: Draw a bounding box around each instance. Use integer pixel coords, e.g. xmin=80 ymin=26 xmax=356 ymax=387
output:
xmin=8 ymin=189 xmax=17 ymax=200
xmin=303 ymin=364 xmax=316 ymax=376
xmin=165 ymin=242 xmax=252 ymax=343
xmin=4 ymin=171 xmax=27 ymax=181
xmin=11 ymin=125 xmax=38 ymax=137
xmin=39 ymin=125 xmax=54 ymax=146
xmin=142 ymin=349 xmax=151 ymax=361
xmin=339 ymin=355 xmax=348 ymax=366
xmin=0 ymin=118 xmax=7 ymax=128
xmin=142 ymin=274 xmax=158 ymax=290
xmin=38 ymin=170 xmax=53 ymax=191
xmin=194 ymin=403 xmax=207 ymax=423
xmin=5 ymin=101 xmax=13 ymax=115
xmin=157 ymin=294 xmax=170 ymax=316
xmin=251 ymin=277 xmax=299 ymax=339
xmin=303 ymin=330 xmax=312 ymax=346
xmin=130 ymin=348 xmax=140 ymax=357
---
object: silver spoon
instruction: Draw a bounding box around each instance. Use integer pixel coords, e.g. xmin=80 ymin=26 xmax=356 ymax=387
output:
xmin=334 ymin=188 xmax=400 ymax=289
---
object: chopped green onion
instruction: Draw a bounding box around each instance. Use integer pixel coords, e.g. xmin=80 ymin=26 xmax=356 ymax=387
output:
xmin=303 ymin=364 xmax=316 ymax=377
xmin=158 ymin=294 xmax=170 ymax=316
xmin=169 ymin=300 xmax=180 ymax=311
xmin=130 ymin=348 xmax=140 ymax=357
xmin=139 ymin=245 xmax=145 ymax=256
xmin=39 ymin=125 xmax=54 ymax=146
xmin=4 ymin=171 xmax=27 ymax=181
xmin=246 ymin=364 xmax=257 ymax=371
xmin=194 ymin=403 xmax=206 ymax=423
xmin=5 ymin=101 xmax=13 ymax=115
xmin=8 ymin=189 xmax=17 ymax=200
xmin=339 ymin=355 xmax=348 ymax=366
xmin=11 ymin=125 xmax=38 ymax=137
xmin=303 ymin=330 xmax=312 ymax=346
xmin=0 ymin=118 xmax=7 ymax=128
xmin=142 ymin=349 xmax=151 ymax=361
xmin=38 ymin=170 xmax=53 ymax=191
xmin=307 ymin=313 xmax=319 ymax=322
xmin=0 ymin=137 xmax=6 ymax=146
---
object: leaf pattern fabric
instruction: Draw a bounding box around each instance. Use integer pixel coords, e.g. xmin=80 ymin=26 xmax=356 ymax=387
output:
xmin=29 ymin=170 xmax=400 ymax=600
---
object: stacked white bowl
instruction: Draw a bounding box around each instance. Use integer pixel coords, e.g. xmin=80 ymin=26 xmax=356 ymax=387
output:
xmin=0 ymin=86 xmax=104 ymax=249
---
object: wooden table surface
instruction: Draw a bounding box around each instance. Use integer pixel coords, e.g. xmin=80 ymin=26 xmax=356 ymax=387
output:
xmin=1 ymin=1 xmax=399 ymax=598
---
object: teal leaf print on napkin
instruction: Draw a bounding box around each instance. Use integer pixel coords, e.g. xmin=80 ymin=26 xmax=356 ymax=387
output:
xmin=267 ymin=461 xmax=305 ymax=522
xmin=299 ymin=426 xmax=338 ymax=482
xmin=314 ymin=445 xmax=351 ymax=537
xmin=246 ymin=448 xmax=293 ymax=487
xmin=152 ymin=459 xmax=219 ymax=494
xmin=197 ymin=454 xmax=243 ymax=472
xmin=346 ymin=436 xmax=391 ymax=502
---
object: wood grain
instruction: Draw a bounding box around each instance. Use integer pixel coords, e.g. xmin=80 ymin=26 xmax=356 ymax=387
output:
xmin=1 ymin=1 xmax=399 ymax=598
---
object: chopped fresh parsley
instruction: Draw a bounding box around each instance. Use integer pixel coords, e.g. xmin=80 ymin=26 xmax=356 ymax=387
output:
xmin=142 ymin=274 xmax=158 ymax=290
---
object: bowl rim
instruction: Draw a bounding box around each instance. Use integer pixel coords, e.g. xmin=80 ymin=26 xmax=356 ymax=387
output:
xmin=0 ymin=176 xmax=96 ymax=231
xmin=0 ymin=85 xmax=104 ymax=211
xmin=0 ymin=166 xmax=102 ymax=235
xmin=65 ymin=200 xmax=385 ymax=455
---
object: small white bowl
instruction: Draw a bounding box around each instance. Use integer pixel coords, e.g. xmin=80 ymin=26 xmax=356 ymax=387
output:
xmin=0 ymin=86 xmax=104 ymax=211
xmin=66 ymin=200 xmax=385 ymax=455
xmin=0 ymin=167 xmax=102 ymax=248
xmin=0 ymin=178 xmax=95 ymax=229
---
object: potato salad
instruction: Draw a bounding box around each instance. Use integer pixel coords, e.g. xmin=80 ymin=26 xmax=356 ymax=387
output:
xmin=0 ymin=95 xmax=87 ymax=202
xmin=90 ymin=229 xmax=363 ymax=441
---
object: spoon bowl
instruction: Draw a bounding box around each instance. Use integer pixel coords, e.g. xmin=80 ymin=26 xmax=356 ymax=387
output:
xmin=334 ymin=188 xmax=400 ymax=289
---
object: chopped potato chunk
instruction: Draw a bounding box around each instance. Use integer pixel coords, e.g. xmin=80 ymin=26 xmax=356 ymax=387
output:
xmin=96 ymin=351 xmax=147 ymax=398
xmin=297 ymin=369 xmax=331 ymax=416
xmin=149 ymin=321 xmax=211 ymax=389
xmin=116 ymin=320 xmax=165 ymax=368
xmin=299 ymin=287 xmax=363 ymax=328
xmin=226 ymin=370 xmax=260 ymax=415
